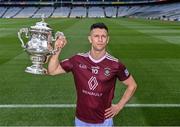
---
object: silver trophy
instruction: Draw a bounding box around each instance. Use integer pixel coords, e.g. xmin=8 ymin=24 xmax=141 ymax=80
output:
xmin=18 ymin=18 xmax=64 ymax=75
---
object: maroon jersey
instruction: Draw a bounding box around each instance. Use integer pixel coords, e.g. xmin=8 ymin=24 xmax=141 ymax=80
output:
xmin=60 ymin=52 xmax=130 ymax=123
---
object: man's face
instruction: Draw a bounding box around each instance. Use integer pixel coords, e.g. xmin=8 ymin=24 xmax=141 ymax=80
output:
xmin=88 ymin=28 xmax=109 ymax=52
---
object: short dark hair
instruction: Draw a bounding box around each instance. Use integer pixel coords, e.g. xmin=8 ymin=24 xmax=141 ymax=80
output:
xmin=90 ymin=23 xmax=108 ymax=32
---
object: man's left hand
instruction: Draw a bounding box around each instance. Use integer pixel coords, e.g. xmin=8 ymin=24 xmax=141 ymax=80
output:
xmin=104 ymin=104 xmax=123 ymax=118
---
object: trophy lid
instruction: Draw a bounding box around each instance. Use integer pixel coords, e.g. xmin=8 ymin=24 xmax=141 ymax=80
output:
xmin=30 ymin=17 xmax=52 ymax=31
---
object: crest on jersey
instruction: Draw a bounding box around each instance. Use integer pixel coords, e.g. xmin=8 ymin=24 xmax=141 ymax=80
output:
xmin=104 ymin=67 xmax=111 ymax=76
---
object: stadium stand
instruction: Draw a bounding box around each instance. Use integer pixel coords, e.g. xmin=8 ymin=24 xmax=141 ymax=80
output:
xmin=51 ymin=7 xmax=71 ymax=18
xmin=14 ymin=7 xmax=38 ymax=18
xmin=88 ymin=7 xmax=104 ymax=18
xmin=32 ymin=7 xmax=54 ymax=18
xmin=0 ymin=0 xmax=180 ymax=21
xmin=0 ymin=7 xmax=7 ymax=18
xmin=104 ymin=6 xmax=117 ymax=18
xmin=2 ymin=7 xmax=22 ymax=18
xmin=70 ymin=7 xmax=87 ymax=18
xmin=117 ymin=6 xmax=130 ymax=17
xmin=127 ymin=3 xmax=180 ymax=21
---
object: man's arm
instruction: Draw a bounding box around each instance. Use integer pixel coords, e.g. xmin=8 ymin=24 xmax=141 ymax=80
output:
xmin=48 ymin=35 xmax=67 ymax=75
xmin=105 ymin=75 xmax=137 ymax=118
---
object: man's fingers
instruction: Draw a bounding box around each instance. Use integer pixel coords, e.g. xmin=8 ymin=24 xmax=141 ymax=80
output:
xmin=57 ymin=34 xmax=66 ymax=40
xmin=47 ymin=44 xmax=53 ymax=50
xmin=55 ymin=38 xmax=66 ymax=48
xmin=105 ymin=105 xmax=120 ymax=118
xmin=105 ymin=107 xmax=111 ymax=112
xmin=104 ymin=107 xmax=112 ymax=116
xmin=104 ymin=110 xmax=110 ymax=116
xmin=105 ymin=110 xmax=113 ymax=118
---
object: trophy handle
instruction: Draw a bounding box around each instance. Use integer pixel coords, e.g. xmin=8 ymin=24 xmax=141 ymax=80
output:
xmin=55 ymin=31 xmax=64 ymax=41
xmin=51 ymin=31 xmax=64 ymax=42
xmin=50 ymin=31 xmax=65 ymax=55
xmin=18 ymin=28 xmax=29 ymax=48
xmin=50 ymin=48 xmax=60 ymax=55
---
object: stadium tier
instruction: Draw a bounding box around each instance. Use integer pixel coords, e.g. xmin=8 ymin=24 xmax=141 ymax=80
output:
xmin=0 ymin=1 xmax=180 ymax=21
xmin=70 ymin=7 xmax=87 ymax=18
xmin=13 ymin=7 xmax=38 ymax=18
xmin=51 ymin=7 xmax=71 ymax=18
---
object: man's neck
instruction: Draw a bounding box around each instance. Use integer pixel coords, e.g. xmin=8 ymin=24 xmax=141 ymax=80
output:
xmin=90 ymin=49 xmax=106 ymax=60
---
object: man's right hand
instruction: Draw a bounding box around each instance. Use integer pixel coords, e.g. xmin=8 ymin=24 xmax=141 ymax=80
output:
xmin=48 ymin=34 xmax=67 ymax=75
xmin=54 ymin=34 xmax=67 ymax=52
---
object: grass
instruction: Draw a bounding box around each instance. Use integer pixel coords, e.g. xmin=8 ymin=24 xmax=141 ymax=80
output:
xmin=0 ymin=18 xmax=180 ymax=126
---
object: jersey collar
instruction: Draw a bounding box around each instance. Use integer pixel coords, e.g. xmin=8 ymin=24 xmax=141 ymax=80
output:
xmin=88 ymin=52 xmax=107 ymax=63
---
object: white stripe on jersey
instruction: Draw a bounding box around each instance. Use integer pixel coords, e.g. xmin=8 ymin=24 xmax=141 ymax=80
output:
xmin=77 ymin=52 xmax=89 ymax=57
xmin=61 ymin=58 xmax=69 ymax=62
xmin=106 ymin=53 xmax=119 ymax=62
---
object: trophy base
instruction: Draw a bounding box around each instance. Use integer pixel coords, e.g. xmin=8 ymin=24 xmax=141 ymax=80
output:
xmin=25 ymin=65 xmax=47 ymax=75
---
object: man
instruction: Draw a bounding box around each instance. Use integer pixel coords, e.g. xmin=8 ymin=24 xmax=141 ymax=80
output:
xmin=48 ymin=23 xmax=137 ymax=126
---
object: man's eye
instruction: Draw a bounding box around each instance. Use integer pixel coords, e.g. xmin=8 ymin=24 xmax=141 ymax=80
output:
xmin=102 ymin=35 xmax=107 ymax=38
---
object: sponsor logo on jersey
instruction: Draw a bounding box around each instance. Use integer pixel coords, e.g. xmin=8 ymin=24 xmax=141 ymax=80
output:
xmin=82 ymin=89 xmax=102 ymax=97
xmin=83 ymin=76 xmax=102 ymax=97
xmin=79 ymin=64 xmax=87 ymax=69
xmin=104 ymin=67 xmax=111 ymax=76
xmin=88 ymin=76 xmax=98 ymax=90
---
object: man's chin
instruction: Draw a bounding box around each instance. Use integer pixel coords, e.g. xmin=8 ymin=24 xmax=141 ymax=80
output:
xmin=93 ymin=48 xmax=105 ymax=52
xmin=92 ymin=46 xmax=106 ymax=52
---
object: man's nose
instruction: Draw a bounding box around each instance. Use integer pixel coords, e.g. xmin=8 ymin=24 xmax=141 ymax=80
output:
xmin=98 ymin=36 xmax=103 ymax=42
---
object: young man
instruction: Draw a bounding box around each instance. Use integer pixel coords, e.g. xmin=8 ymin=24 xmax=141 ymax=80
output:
xmin=48 ymin=23 xmax=137 ymax=126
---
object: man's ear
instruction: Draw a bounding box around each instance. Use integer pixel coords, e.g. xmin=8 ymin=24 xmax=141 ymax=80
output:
xmin=88 ymin=36 xmax=92 ymax=43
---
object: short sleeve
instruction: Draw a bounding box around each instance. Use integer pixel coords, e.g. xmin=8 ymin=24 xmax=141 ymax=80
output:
xmin=60 ymin=58 xmax=73 ymax=72
xmin=116 ymin=63 xmax=130 ymax=81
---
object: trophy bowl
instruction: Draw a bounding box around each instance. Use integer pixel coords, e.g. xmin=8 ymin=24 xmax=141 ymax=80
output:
xmin=18 ymin=18 xmax=63 ymax=75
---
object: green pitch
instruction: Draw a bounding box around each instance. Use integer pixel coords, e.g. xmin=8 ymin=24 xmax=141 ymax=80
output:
xmin=0 ymin=18 xmax=180 ymax=126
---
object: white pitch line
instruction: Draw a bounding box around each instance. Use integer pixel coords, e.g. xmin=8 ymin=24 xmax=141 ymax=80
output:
xmin=126 ymin=104 xmax=180 ymax=107
xmin=0 ymin=104 xmax=76 ymax=108
xmin=0 ymin=104 xmax=180 ymax=108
